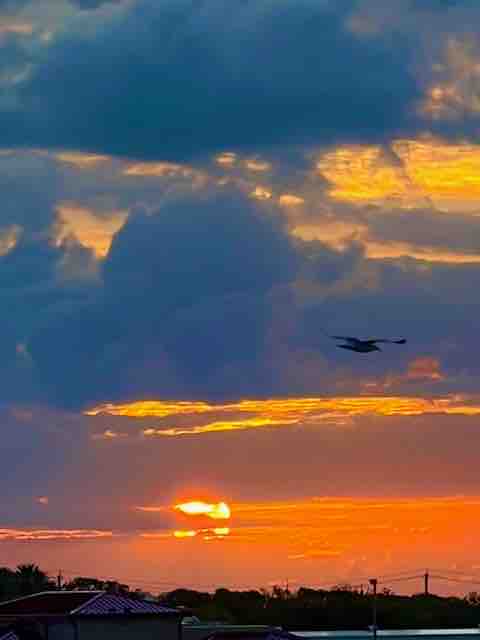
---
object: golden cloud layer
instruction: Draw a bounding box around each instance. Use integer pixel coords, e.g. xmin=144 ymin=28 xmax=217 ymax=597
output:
xmin=88 ymin=393 xmax=480 ymax=438
xmin=317 ymin=139 xmax=480 ymax=211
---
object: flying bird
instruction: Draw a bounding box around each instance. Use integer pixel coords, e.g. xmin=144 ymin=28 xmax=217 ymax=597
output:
xmin=326 ymin=334 xmax=407 ymax=353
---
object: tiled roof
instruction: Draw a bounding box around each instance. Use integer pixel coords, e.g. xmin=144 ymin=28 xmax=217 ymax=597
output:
xmin=0 ymin=592 xmax=179 ymax=618
xmin=73 ymin=593 xmax=179 ymax=616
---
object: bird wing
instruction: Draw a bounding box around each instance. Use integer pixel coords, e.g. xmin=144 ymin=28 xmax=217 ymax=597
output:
xmin=330 ymin=335 xmax=361 ymax=344
xmin=365 ymin=338 xmax=407 ymax=344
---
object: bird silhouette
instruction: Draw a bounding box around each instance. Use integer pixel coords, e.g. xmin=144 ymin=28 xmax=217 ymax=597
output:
xmin=326 ymin=334 xmax=407 ymax=353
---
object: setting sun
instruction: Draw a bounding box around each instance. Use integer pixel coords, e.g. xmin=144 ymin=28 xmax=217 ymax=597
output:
xmin=175 ymin=501 xmax=231 ymax=520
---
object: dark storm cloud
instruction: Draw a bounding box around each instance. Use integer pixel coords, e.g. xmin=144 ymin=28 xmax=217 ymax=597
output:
xmin=72 ymin=0 xmax=122 ymax=7
xmin=27 ymin=189 xmax=300 ymax=406
xmin=18 ymin=182 xmax=480 ymax=410
xmin=4 ymin=0 xmax=419 ymax=160
xmin=0 ymin=0 xmax=120 ymax=11
xmin=0 ymin=153 xmax=59 ymax=231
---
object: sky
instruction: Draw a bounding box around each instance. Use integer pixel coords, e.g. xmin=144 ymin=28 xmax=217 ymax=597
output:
xmin=1 ymin=0 xmax=480 ymax=597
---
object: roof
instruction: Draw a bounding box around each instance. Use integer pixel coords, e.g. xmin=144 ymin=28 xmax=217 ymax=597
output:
xmin=0 ymin=631 xmax=18 ymax=640
xmin=73 ymin=593 xmax=179 ymax=616
xmin=0 ymin=591 xmax=180 ymax=618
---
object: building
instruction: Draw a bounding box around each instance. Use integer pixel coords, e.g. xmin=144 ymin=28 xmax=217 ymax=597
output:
xmin=183 ymin=625 xmax=292 ymax=640
xmin=204 ymin=630 xmax=297 ymax=640
xmin=0 ymin=590 xmax=183 ymax=640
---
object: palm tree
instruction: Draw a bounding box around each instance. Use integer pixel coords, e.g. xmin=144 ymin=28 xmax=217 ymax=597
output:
xmin=15 ymin=564 xmax=54 ymax=596
xmin=0 ymin=567 xmax=18 ymax=601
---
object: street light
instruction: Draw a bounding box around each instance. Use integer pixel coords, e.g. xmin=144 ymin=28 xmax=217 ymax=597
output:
xmin=369 ymin=579 xmax=378 ymax=640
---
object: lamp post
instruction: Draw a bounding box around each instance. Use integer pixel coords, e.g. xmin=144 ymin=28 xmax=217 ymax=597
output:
xmin=369 ymin=579 xmax=378 ymax=640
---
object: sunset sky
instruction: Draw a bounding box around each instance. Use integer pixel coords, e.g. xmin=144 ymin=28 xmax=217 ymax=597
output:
xmin=1 ymin=0 xmax=480 ymax=596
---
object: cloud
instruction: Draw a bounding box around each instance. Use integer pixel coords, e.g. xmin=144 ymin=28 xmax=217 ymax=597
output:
xmin=88 ymin=394 xmax=480 ymax=438
xmin=1 ymin=148 xmax=480 ymax=411
xmin=0 ymin=527 xmax=113 ymax=541
xmin=3 ymin=0 xmax=419 ymax=159
xmin=27 ymin=188 xmax=300 ymax=407
xmin=0 ymin=0 xmax=120 ymax=13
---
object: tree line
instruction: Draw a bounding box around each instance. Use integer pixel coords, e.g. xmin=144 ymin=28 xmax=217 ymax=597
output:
xmin=1 ymin=566 xmax=480 ymax=629
xmin=163 ymin=585 xmax=480 ymax=629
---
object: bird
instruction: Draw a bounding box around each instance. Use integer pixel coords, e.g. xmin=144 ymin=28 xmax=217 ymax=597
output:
xmin=326 ymin=334 xmax=407 ymax=353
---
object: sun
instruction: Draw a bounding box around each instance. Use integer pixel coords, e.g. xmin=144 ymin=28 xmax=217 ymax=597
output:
xmin=174 ymin=501 xmax=231 ymax=520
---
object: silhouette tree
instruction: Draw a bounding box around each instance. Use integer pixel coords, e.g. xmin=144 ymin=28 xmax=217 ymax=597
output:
xmin=0 ymin=567 xmax=19 ymax=601
xmin=15 ymin=564 xmax=54 ymax=596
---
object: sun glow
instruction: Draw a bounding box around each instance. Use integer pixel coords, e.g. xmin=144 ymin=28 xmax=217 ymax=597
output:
xmin=175 ymin=501 xmax=231 ymax=520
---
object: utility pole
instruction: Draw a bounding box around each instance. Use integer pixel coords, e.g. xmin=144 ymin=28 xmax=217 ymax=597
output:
xmin=57 ymin=570 xmax=62 ymax=591
xmin=424 ymin=570 xmax=429 ymax=596
xmin=369 ymin=578 xmax=378 ymax=640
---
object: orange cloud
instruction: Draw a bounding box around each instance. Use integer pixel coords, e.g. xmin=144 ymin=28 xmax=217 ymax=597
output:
xmin=56 ymin=203 xmax=127 ymax=258
xmin=364 ymin=240 xmax=480 ymax=264
xmin=406 ymin=357 xmax=444 ymax=382
xmin=142 ymin=417 xmax=298 ymax=437
xmin=215 ymin=152 xmax=237 ymax=166
xmin=92 ymin=429 xmax=128 ymax=441
xmin=0 ymin=225 xmax=20 ymax=257
xmin=293 ymin=222 xmax=480 ymax=265
xmin=55 ymin=152 xmax=111 ymax=169
xmin=245 ymin=159 xmax=271 ymax=172
xmin=123 ymin=161 xmax=197 ymax=178
xmin=86 ymin=395 xmax=480 ymax=437
xmin=361 ymin=358 xmax=445 ymax=393
xmin=0 ymin=528 xmax=113 ymax=541
xmin=0 ymin=21 xmax=33 ymax=35
xmin=86 ymin=400 xmax=215 ymax=418
xmin=279 ymin=194 xmax=305 ymax=207
xmin=141 ymin=527 xmax=230 ymax=541
xmin=421 ymin=37 xmax=480 ymax=122
xmin=316 ymin=138 xmax=480 ymax=212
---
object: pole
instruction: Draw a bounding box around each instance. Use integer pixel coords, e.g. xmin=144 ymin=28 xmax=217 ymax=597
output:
xmin=57 ymin=570 xmax=62 ymax=590
xmin=369 ymin=578 xmax=378 ymax=640
xmin=424 ymin=570 xmax=429 ymax=596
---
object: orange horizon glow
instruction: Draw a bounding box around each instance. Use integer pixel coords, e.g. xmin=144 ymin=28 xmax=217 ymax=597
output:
xmin=3 ymin=498 xmax=480 ymax=595
xmin=130 ymin=496 xmax=480 ymax=594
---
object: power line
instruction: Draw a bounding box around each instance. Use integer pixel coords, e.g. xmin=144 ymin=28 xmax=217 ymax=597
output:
xmin=431 ymin=574 xmax=480 ymax=587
